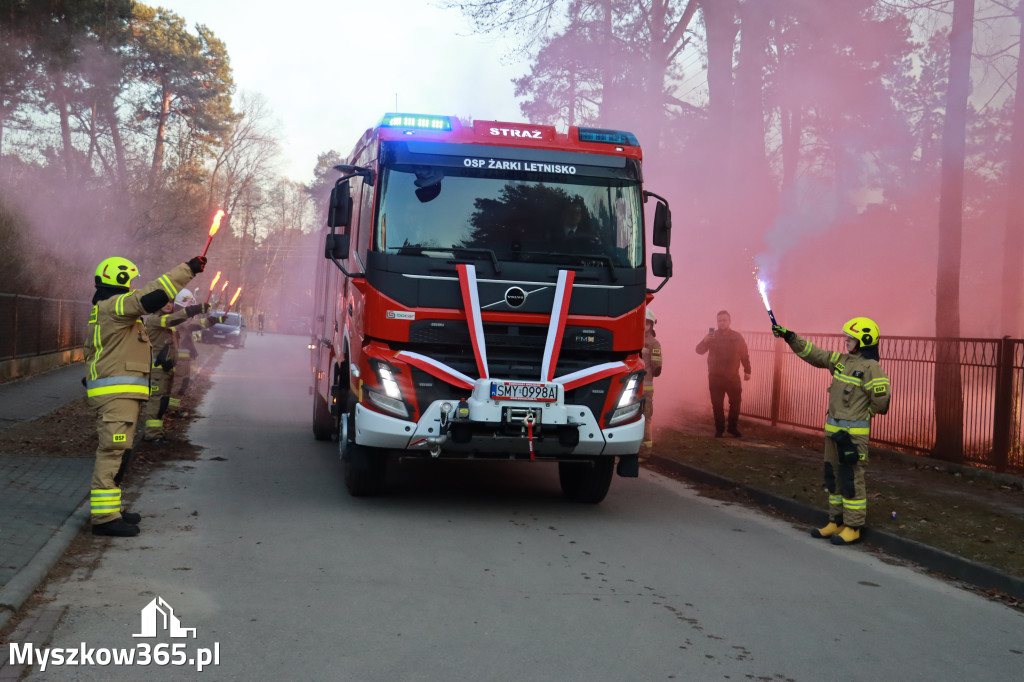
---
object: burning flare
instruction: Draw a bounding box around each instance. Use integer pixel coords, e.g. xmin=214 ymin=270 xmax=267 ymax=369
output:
xmin=224 ymin=287 xmax=242 ymax=314
xmin=201 ymin=209 xmax=226 ymax=258
xmin=204 ymin=270 xmax=222 ymax=304
xmin=753 ymin=268 xmax=779 ymax=327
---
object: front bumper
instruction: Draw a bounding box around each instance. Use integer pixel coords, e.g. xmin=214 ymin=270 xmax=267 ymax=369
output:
xmin=353 ymin=378 xmax=643 ymax=458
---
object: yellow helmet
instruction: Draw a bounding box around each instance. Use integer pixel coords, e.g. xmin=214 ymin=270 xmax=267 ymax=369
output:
xmin=94 ymin=257 xmax=140 ymax=288
xmin=842 ymin=317 xmax=879 ymax=347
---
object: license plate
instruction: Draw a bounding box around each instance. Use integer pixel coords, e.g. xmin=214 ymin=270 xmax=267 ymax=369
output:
xmin=490 ymin=381 xmax=557 ymax=402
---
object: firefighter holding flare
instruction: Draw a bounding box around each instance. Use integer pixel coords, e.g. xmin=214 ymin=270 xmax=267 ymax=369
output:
xmin=771 ymin=317 xmax=891 ymax=545
xmin=85 ymin=255 xmax=208 ymax=536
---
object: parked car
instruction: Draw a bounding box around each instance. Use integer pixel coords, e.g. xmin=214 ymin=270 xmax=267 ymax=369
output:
xmin=203 ymin=311 xmax=248 ymax=348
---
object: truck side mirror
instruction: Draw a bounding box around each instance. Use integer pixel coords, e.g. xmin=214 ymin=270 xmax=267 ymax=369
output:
xmin=652 ymin=202 xmax=671 ymax=248
xmin=651 ymin=253 xmax=672 ymax=278
xmin=325 ymin=233 xmax=350 ymax=260
xmin=327 ymin=180 xmax=353 ymax=228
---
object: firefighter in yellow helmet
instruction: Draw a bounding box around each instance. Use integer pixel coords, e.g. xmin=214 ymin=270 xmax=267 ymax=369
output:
xmin=141 ymin=291 xmax=210 ymax=443
xmin=641 ymin=308 xmax=663 ymax=456
xmin=85 ymin=254 xmax=207 ymax=537
xmin=772 ymin=317 xmax=891 ymax=545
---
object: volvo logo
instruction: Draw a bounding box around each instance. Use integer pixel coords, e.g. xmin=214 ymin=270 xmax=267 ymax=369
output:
xmin=504 ymin=287 xmax=527 ymax=308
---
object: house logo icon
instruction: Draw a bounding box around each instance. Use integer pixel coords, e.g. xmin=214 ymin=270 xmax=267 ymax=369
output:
xmin=133 ymin=597 xmax=197 ymax=639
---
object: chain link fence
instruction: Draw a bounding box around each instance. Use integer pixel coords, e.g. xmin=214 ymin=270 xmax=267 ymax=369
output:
xmin=742 ymin=332 xmax=1024 ymax=474
xmin=0 ymin=294 xmax=91 ymax=361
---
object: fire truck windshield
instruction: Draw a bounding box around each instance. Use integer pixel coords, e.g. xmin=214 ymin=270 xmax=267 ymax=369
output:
xmin=376 ymin=165 xmax=643 ymax=268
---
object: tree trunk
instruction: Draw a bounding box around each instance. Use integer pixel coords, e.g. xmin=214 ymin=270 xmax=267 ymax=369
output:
xmin=702 ymin=0 xmax=738 ymax=147
xmin=102 ymin=92 xmax=128 ymax=192
xmin=150 ymin=84 xmax=172 ymax=190
xmin=933 ymin=0 xmax=974 ymax=461
xmin=54 ymin=79 xmax=75 ymax=181
xmin=999 ymin=0 xmax=1024 ymax=338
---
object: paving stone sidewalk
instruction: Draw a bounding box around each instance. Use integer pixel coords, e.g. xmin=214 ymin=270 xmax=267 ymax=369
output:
xmin=0 ymin=364 xmax=88 ymax=630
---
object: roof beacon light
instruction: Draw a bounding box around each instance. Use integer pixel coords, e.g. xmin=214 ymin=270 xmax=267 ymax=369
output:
xmin=381 ymin=113 xmax=452 ymax=131
xmin=578 ymin=127 xmax=639 ymax=146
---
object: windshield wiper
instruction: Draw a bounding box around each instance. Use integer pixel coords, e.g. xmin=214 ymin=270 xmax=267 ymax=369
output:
xmin=515 ymin=250 xmax=618 ymax=282
xmin=391 ymin=246 xmax=501 ymax=275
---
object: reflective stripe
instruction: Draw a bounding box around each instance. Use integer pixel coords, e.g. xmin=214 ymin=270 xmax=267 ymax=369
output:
xmin=91 ymin=488 xmax=121 ymax=515
xmin=826 ymin=417 xmax=870 ymax=429
xmin=89 ymin=312 xmax=102 ymax=380
xmin=797 ymin=341 xmax=814 ymax=358
xmin=825 ymin=423 xmax=870 ymax=436
xmin=89 ymin=384 xmax=150 ymax=398
xmin=833 ymin=373 xmax=863 ymax=387
xmin=843 ymin=498 xmax=867 ymax=510
xmin=864 ymin=378 xmax=890 ymax=389
xmin=829 ymin=495 xmax=843 ymax=506
xmin=86 ymin=375 xmax=150 ymax=398
xmin=114 ymin=292 xmax=132 ymax=316
xmin=168 ymin=398 xmax=181 ymax=407
xmin=158 ymin=275 xmax=179 ymax=299
xmin=829 ymin=351 xmax=840 ymax=364
xmin=178 ymin=350 xmax=191 ymax=358
xmin=145 ymin=419 xmax=162 ymax=428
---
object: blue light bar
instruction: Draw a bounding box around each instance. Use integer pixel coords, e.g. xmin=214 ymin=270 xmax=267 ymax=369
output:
xmin=381 ymin=114 xmax=453 ymax=131
xmin=577 ymin=127 xmax=639 ymax=146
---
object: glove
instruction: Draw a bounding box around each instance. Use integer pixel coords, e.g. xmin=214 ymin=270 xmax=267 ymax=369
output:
xmin=185 ymin=303 xmax=211 ymax=317
xmin=831 ymin=430 xmax=860 ymax=465
xmin=771 ymin=325 xmax=795 ymax=341
xmin=207 ymin=314 xmax=224 ymax=325
xmin=187 ymin=256 xmax=208 ymax=274
xmin=154 ymin=344 xmax=174 ymax=372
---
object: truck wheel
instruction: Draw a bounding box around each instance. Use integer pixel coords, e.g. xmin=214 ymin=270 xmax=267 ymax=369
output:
xmin=312 ymin=394 xmax=334 ymax=441
xmin=342 ymin=446 xmax=388 ymax=497
xmin=339 ymin=404 xmax=387 ymax=496
xmin=558 ymin=457 xmax=614 ymax=504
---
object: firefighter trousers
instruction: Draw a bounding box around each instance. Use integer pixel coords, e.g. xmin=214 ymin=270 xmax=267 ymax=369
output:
xmin=642 ymin=384 xmax=655 ymax=448
xmin=89 ymin=395 xmax=143 ymax=525
xmin=823 ymin=432 xmax=869 ymax=527
xmin=169 ymin=356 xmax=192 ymax=413
xmin=143 ymin=366 xmax=173 ymax=439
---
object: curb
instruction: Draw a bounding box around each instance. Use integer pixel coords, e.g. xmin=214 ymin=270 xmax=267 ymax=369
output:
xmin=0 ymin=501 xmax=88 ymax=632
xmin=650 ymin=455 xmax=1024 ymax=602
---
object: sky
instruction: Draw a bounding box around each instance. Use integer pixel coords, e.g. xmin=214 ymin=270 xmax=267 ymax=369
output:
xmin=161 ymin=0 xmax=527 ymax=182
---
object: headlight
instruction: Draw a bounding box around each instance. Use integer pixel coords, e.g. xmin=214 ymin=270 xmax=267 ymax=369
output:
xmin=608 ymin=372 xmax=643 ymax=426
xmin=366 ymin=360 xmax=409 ymax=418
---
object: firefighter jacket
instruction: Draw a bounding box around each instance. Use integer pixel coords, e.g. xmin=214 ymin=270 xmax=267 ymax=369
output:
xmin=145 ymin=308 xmax=190 ymax=371
xmin=785 ymin=332 xmax=891 ymax=435
xmin=642 ymin=330 xmax=662 ymax=387
xmin=84 ymin=264 xmax=195 ymax=401
xmin=695 ymin=328 xmax=751 ymax=379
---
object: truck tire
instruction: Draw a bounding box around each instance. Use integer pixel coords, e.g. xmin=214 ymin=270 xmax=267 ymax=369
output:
xmin=312 ymin=393 xmax=334 ymax=441
xmin=339 ymin=402 xmax=387 ymax=496
xmin=342 ymin=446 xmax=388 ymax=497
xmin=558 ymin=456 xmax=614 ymax=504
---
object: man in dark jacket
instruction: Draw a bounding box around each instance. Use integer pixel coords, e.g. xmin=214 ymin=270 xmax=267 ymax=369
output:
xmin=695 ymin=310 xmax=751 ymax=437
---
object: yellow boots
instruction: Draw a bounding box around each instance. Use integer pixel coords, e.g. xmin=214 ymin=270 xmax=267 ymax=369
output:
xmin=811 ymin=521 xmax=842 ymax=538
xmin=830 ymin=526 xmax=861 ymax=545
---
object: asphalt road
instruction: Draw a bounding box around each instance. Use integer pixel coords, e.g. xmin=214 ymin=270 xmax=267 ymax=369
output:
xmin=23 ymin=334 xmax=1024 ymax=681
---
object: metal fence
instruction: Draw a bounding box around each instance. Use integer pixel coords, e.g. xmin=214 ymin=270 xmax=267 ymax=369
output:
xmin=742 ymin=332 xmax=1024 ymax=474
xmin=0 ymin=294 xmax=91 ymax=361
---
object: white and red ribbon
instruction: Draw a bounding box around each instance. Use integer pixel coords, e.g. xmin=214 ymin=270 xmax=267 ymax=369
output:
xmin=540 ymin=269 xmax=575 ymax=382
xmin=457 ymin=263 xmax=489 ymax=379
xmin=395 ymin=351 xmax=475 ymax=390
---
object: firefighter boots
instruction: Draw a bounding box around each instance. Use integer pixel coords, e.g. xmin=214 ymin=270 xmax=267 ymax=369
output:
xmin=92 ymin=518 xmax=140 ymax=537
xmin=811 ymin=520 xmax=843 ymax=538
xmin=121 ymin=511 xmax=141 ymax=524
xmin=830 ymin=526 xmax=862 ymax=545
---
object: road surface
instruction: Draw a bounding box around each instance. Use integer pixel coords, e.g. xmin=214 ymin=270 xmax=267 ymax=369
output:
xmin=19 ymin=334 xmax=1024 ymax=681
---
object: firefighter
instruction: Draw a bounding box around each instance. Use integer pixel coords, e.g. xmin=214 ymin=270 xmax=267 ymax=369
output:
xmin=641 ymin=308 xmax=663 ymax=455
xmin=85 ymin=255 xmax=207 ymax=537
xmin=142 ymin=295 xmax=210 ymax=443
xmin=168 ymin=288 xmax=204 ymax=417
xmin=772 ymin=317 xmax=891 ymax=545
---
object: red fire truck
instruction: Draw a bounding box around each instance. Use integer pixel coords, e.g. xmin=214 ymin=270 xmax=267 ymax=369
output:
xmin=310 ymin=113 xmax=672 ymax=502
